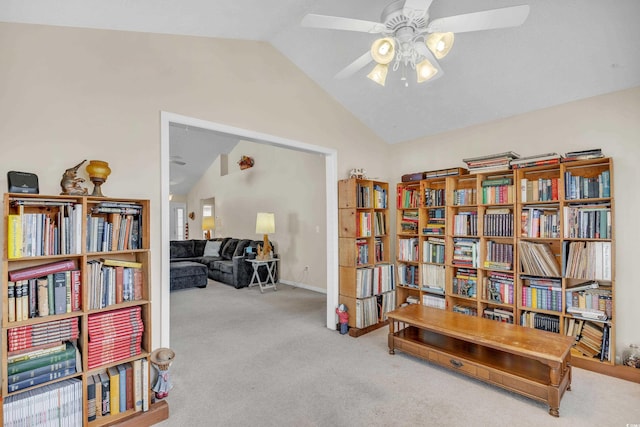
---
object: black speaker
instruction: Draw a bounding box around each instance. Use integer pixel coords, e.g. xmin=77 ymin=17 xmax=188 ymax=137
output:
xmin=7 ymin=171 xmax=39 ymax=194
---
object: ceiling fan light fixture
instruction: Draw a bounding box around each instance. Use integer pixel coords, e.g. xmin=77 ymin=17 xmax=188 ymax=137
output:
xmin=370 ymin=37 xmax=395 ymax=64
xmin=426 ymin=32 xmax=455 ymax=59
xmin=416 ymin=59 xmax=438 ymax=83
xmin=367 ymin=63 xmax=389 ymax=86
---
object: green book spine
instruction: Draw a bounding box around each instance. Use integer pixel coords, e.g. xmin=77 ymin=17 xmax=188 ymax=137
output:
xmin=7 ymin=342 xmax=76 ymax=375
xmin=47 ymin=273 xmax=55 ymax=315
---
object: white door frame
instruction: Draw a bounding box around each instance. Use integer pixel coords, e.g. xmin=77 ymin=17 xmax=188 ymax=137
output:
xmin=159 ymin=111 xmax=338 ymax=347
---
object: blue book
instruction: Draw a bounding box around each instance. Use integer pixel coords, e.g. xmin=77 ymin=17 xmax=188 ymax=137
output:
xmin=7 ymin=366 xmax=76 ymax=392
xmin=53 ymin=271 xmax=67 ymax=315
xmin=117 ymin=364 xmax=127 ymax=412
xmin=7 ymin=357 xmax=77 ymax=385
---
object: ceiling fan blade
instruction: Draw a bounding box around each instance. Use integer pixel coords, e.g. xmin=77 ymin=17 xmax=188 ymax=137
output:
xmin=301 ymin=14 xmax=386 ymax=33
xmin=403 ymin=0 xmax=434 ymax=18
xmin=335 ymin=51 xmax=374 ymax=79
xmin=414 ymin=43 xmax=444 ymax=82
xmin=427 ymin=5 xmax=530 ymax=34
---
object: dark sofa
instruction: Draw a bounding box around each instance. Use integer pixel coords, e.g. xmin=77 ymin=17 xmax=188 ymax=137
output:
xmin=169 ymin=238 xmax=276 ymax=290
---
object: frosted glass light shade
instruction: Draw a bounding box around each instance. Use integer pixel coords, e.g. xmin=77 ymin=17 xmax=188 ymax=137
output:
xmin=255 ymin=212 xmax=275 ymax=234
xmin=367 ymin=63 xmax=389 ymax=86
xmin=370 ymin=37 xmax=395 ymax=64
xmin=416 ymin=59 xmax=439 ymax=83
xmin=426 ymin=32 xmax=455 ymax=59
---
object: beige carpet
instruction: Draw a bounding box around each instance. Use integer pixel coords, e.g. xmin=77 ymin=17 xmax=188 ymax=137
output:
xmin=156 ymin=281 xmax=640 ymax=427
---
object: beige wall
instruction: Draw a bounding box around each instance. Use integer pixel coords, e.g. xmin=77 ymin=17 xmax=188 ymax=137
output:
xmin=187 ymin=140 xmax=327 ymax=290
xmin=390 ymin=87 xmax=640 ymax=359
xmin=1 ymin=20 xmax=638 ymax=360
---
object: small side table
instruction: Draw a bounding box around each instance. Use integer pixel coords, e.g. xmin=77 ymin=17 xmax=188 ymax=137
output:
xmin=246 ymin=258 xmax=279 ymax=293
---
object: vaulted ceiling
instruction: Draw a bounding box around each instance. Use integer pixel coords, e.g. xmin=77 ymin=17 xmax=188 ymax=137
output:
xmin=3 ymin=0 xmax=639 ymax=192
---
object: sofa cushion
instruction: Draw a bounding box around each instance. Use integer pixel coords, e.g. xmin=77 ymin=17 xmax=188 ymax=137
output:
xmin=213 ymin=260 xmax=234 ymax=274
xmin=221 ymin=238 xmax=239 ymax=260
xmin=233 ymin=239 xmax=253 ymax=257
xmin=170 ymin=240 xmax=196 ymax=259
xmin=203 ymin=240 xmax=223 ymax=257
xmin=193 ymin=239 xmax=207 ymax=257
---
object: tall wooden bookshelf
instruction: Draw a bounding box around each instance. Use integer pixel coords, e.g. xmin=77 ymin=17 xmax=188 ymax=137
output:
xmin=395 ymin=157 xmax=618 ymax=373
xmin=1 ymin=193 xmax=163 ymax=426
xmin=338 ymin=178 xmax=395 ymax=337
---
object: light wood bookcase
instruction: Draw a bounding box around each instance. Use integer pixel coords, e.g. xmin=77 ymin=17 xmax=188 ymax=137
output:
xmin=1 ymin=193 xmax=167 ymax=426
xmin=338 ymin=178 xmax=395 ymax=337
xmin=395 ymin=158 xmax=622 ymax=376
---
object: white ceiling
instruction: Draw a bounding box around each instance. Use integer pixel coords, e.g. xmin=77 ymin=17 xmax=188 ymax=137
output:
xmin=3 ymin=0 xmax=639 ymax=192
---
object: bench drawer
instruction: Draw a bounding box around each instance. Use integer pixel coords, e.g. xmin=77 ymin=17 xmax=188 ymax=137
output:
xmin=434 ymin=353 xmax=477 ymax=376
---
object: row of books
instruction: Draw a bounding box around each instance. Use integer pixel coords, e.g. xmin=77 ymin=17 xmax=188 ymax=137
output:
xmin=86 ymin=259 xmax=144 ymax=310
xmin=481 ymin=183 xmax=513 ymax=204
xmin=521 ymin=311 xmax=561 ymax=333
xmin=7 ymin=202 xmax=83 ymax=259
xmin=482 ymin=307 xmax=514 ymax=323
xmin=2 ymin=378 xmax=83 ymax=425
xmin=483 ymin=272 xmax=514 ymax=304
xmin=373 ymin=212 xmax=387 ymax=236
xmin=421 ymin=264 xmax=445 ymax=293
xmin=6 ymin=341 xmax=79 ymax=392
xmin=422 ymin=294 xmax=445 ymax=309
xmin=354 ymin=239 xmax=369 ymax=266
xmin=565 ymin=281 xmax=612 ymax=320
xmin=87 ymin=357 xmax=149 ymax=421
xmin=397 ymin=264 xmax=418 ymax=287
xmin=521 ymin=283 xmax=563 ymax=313
xmin=399 ymin=210 xmax=418 ymax=233
xmin=483 ymin=209 xmax=513 ymax=237
xmin=563 ymin=241 xmax=612 ymax=280
xmin=353 ymin=264 xmax=395 ymax=298
xmin=423 ymin=208 xmax=445 ymax=235
xmin=520 ymin=207 xmax=560 ymax=238
xmin=397 ymin=186 xmax=419 ymax=209
xmin=518 ymin=241 xmax=561 ymax=277
xmin=422 ymin=237 xmax=445 ymax=264
xmin=563 ymin=204 xmax=611 ymax=239
xmin=424 ymin=188 xmax=445 ymax=206
xmin=374 ymin=237 xmax=385 ymax=263
xmin=520 ymin=177 xmax=559 ymax=202
xmin=452 ymin=304 xmax=478 ymax=316
xmin=452 ymin=188 xmax=476 ymax=205
xmin=564 ymin=169 xmax=610 ymax=200
xmin=87 ymin=306 xmax=144 ymax=369
xmin=7 ymin=268 xmax=81 ymax=323
xmin=373 ymin=184 xmax=388 ymax=209
xmin=452 ymin=211 xmax=478 ymax=236
xmin=8 ymin=317 xmax=80 ymax=353
xmin=484 ymin=241 xmax=513 ymax=269
xmin=397 ymin=237 xmax=419 ymax=262
xmin=356 ymin=212 xmax=372 ymax=237
xmin=570 ymin=320 xmax=610 ymax=361
xmin=353 ymin=291 xmax=396 ymax=329
xmin=86 ymin=212 xmax=141 ymax=252
xmin=452 ymin=268 xmax=477 ymax=298
xmin=452 ymin=238 xmax=479 ymax=267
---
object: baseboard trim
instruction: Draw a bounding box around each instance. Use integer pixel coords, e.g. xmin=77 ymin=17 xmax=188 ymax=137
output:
xmin=280 ymin=280 xmax=327 ymax=294
xmin=107 ymin=400 xmax=169 ymax=426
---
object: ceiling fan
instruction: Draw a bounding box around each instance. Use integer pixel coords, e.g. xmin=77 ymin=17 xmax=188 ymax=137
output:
xmin=301 ymin=0 xmax=530 ymax=86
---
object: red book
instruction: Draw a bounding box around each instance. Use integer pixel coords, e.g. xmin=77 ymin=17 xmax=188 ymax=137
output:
xmin=125 ymin=363 xmax=134 ymax=410
xmin=115 ymin=266 xmax=124 ymax=304
xmin=133 ymin=269 xmax=143 ymax=301
xmin=9 ymin=260 xmax=77 ymax=282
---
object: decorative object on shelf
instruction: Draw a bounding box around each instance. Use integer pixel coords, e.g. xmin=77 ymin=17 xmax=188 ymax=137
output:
xmin=150 ymin=347 xmax=175 ymax=399
xmin=349 ymin=168 xmax=367 ymax=179
xmin=188 ymin=211 xmax=195 ymax=220
xmin=85 ymin=160 xmax=111 ymax=197
xmin=60 ymin=159 xmax=88 ymax=195
xmin=238 ymin=155 xmax=254 ymax=170
xmin=202 ymin=216 xmax=215 ymax=239
xmin=622 ymin=344 xmax=640 ymax=368
xmin=301 ymin=1 xmax=529 ymax=86
xmin=7 ymin=170 xmax=39 ymax=194
xmin=336 ymin=304 xmax=349 ymax=335
xmin=255 ymin=212 xmax=275 ymax=260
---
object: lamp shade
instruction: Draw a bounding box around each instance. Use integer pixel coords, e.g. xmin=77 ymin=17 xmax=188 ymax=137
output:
xmin=416 ymin=59 xmax=439 ymax=83
xmin=426 ymin=32 xmax=454 ymax=59
xmin=367 ymin=63 xmax=389 ymax=86
xmin=255 ymin=212 xmax=275 ymax=234
xmin=202 ymin=216 xmax=215 ymax=231
xmin=370 ymin=37 xmax=395 ymax=65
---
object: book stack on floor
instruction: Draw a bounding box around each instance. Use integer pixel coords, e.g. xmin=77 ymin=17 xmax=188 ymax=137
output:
xmin=462 ymin=151 xmax=520 ymax=174
xmin=87 ymin=306 xmax=144 ymax=369
xmin=510 ymin=152 xmax=562 ymax=169
xmin=6 ymin=341 xmax=79 ymax=392
xmin=2 ymin=378 xmax=83 ymax=425
xmin=87 ymin=357 xmax=150 ymax=421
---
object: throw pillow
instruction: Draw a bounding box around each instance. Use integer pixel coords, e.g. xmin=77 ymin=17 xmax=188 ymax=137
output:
xmin=203 ymin=240 xmax=222 ymax=257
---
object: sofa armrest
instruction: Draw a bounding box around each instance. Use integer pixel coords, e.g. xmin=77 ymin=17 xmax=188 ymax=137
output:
xmin=233 ymin=256 xmax=254 ymax=288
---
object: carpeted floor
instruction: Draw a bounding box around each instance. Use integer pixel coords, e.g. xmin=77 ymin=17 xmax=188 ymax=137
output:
xmin=156 ymin=280 xmax=640 ymax=427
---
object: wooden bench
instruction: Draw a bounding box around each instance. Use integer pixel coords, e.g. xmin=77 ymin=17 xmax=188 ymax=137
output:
xmin=387 ymin=305 xmax=574 ymax=417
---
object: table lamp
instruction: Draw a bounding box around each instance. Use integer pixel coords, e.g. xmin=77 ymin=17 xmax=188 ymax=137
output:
xmin=202 ymin=216 xmax=215 ymax=239
xmin=255 ymin=212 xmax=275 ymax=260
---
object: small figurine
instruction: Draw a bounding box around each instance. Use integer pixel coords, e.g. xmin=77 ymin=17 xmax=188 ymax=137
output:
xmin=336 ymin=304 xmax=349 ymax=335
xmin=60 ymin=159 xmax=88 ymax=195
xmin=150 ymin=348 xmax=175 ymax=399
xmin=349 ymin=168 xmax=367 ymax=179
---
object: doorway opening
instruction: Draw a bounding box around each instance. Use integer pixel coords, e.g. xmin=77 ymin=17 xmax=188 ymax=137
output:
xmin=159 ymin=111 xmax=338 ymax=347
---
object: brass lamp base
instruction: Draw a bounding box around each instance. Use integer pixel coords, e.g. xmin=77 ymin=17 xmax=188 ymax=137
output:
xmin=256 ymin=234 xmax=272 ymax=260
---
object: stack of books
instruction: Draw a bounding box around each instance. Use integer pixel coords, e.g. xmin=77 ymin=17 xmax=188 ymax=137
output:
xmin=510 ymin=152 xmax=562 ymax=169
xmin=6 ymin=341 xmax=79 ymax=392
xmin=87 ymin=306 xmax=144 ymax=369
xmin=462 ymin=152 xmax=520 ymax=173
xmin=563 ymin=148 xmax=604 ymax=162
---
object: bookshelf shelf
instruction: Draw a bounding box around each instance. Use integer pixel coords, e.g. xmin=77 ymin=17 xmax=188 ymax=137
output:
xmin=395 ymin=157 xmax=616 ymax=373
xmin=338 ymin=179 xmax=395 ymax=337
xmin=2 ymin=193 xmax=156 ymax=426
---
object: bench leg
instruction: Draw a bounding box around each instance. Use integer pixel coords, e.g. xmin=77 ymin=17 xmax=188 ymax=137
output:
xmin=549 ymin=407 xmax=559 ymax=417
